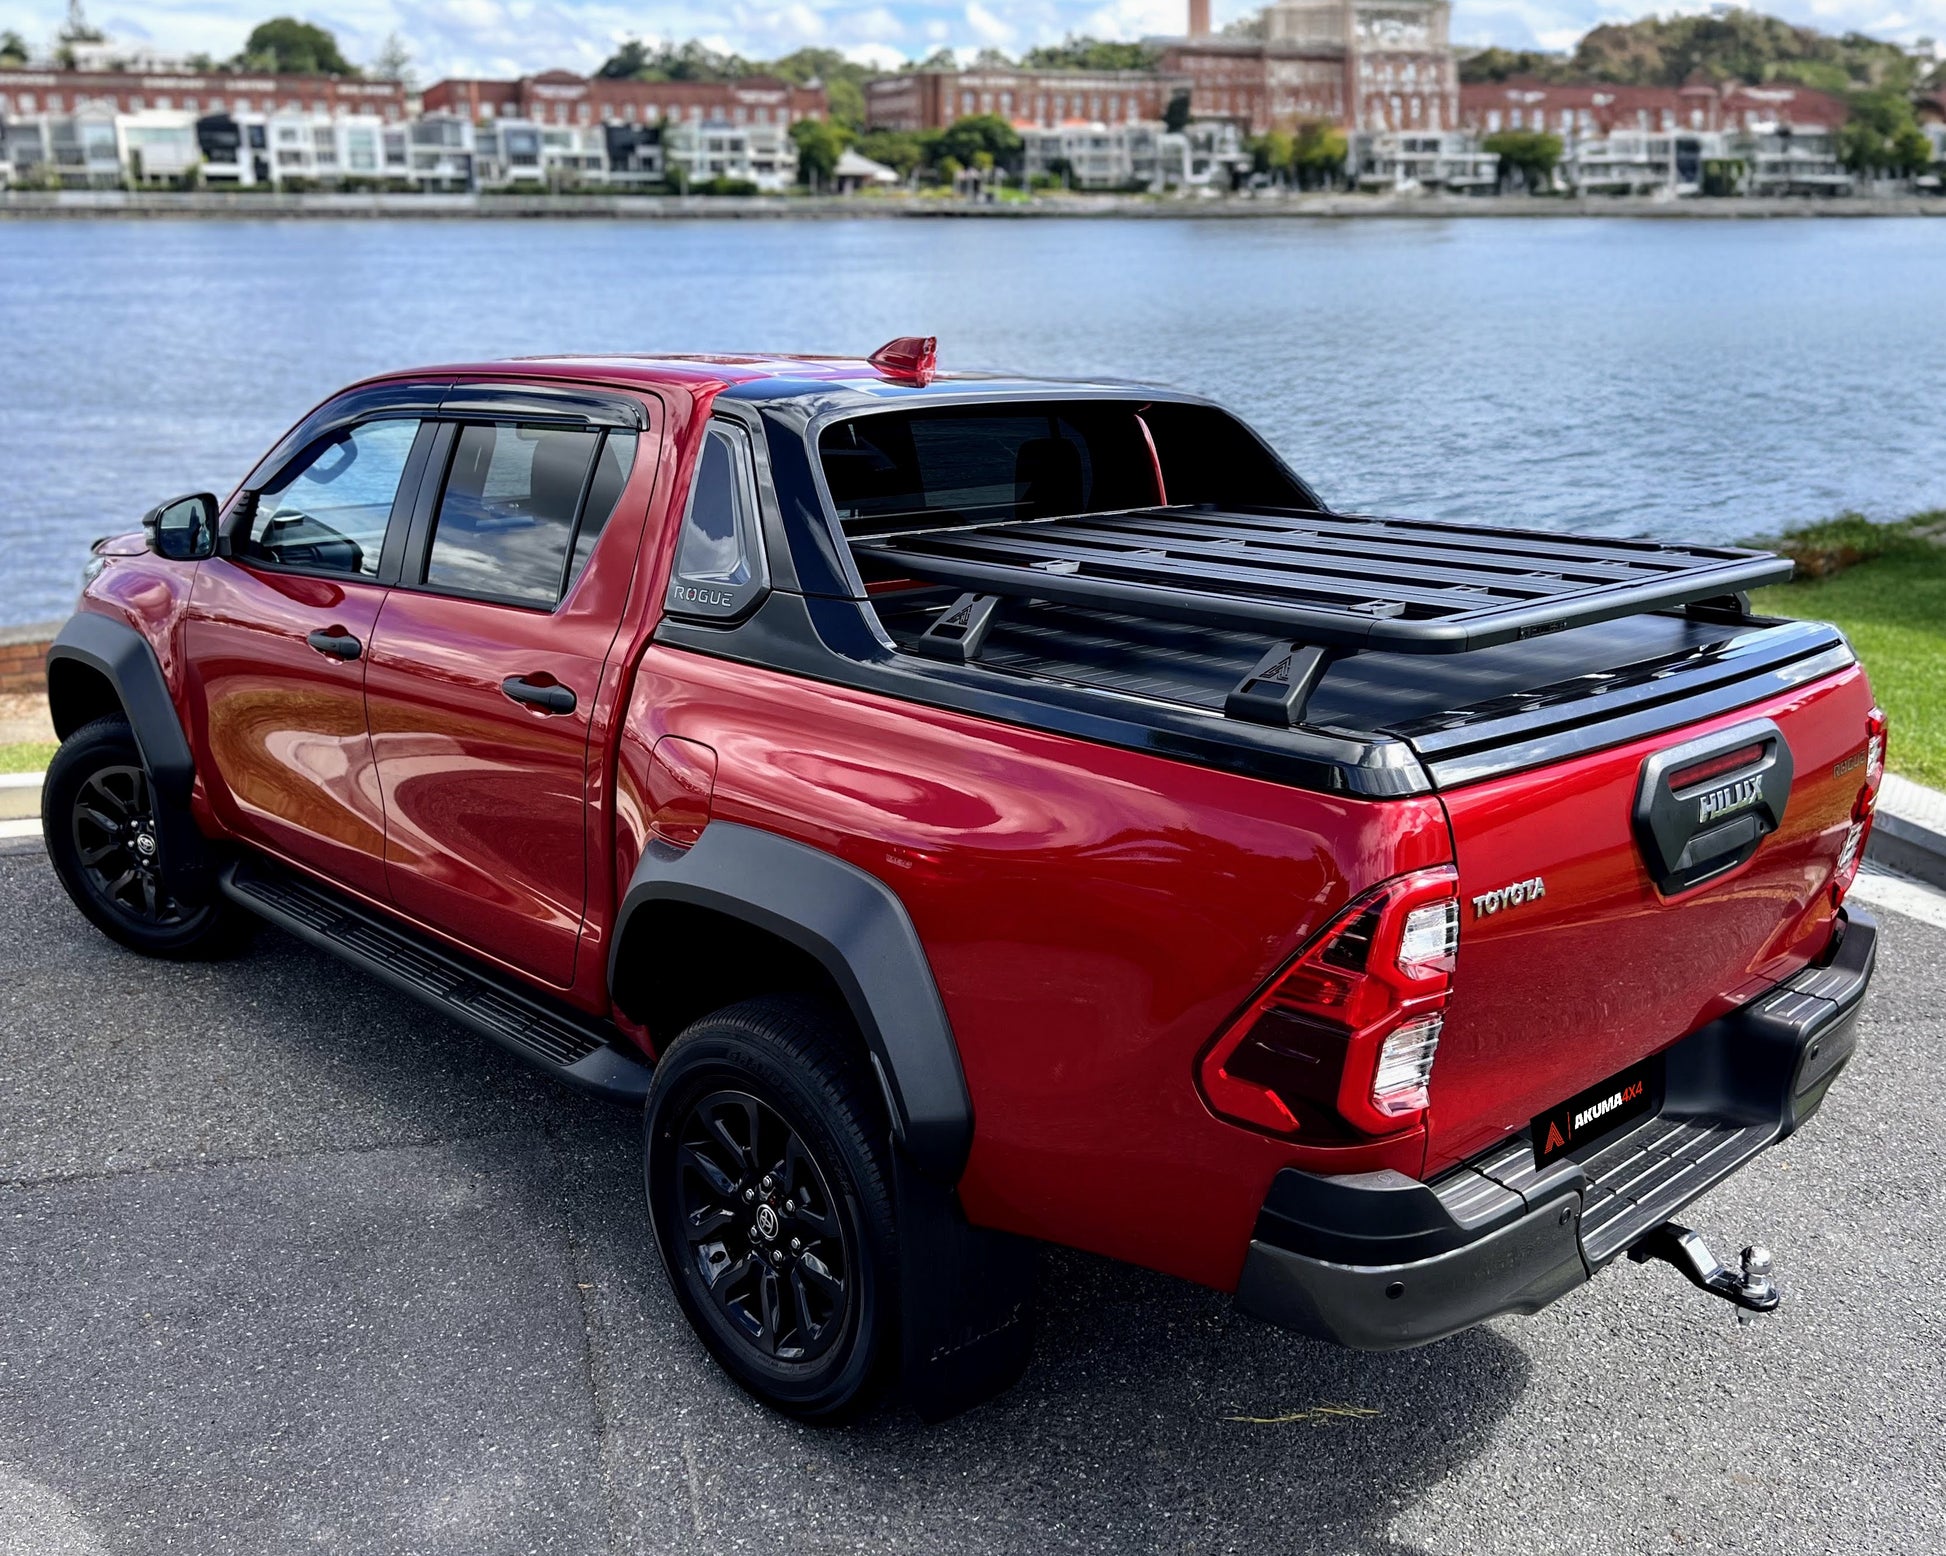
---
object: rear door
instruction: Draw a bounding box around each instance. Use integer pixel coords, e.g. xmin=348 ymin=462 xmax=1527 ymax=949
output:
xmin=185 ymin=414 xmax=432 ymax=898
xmin=362 ymin=392 xmax=647 ymax=988
xmin=1425 ymin=661 xmax=1876 ymax=1174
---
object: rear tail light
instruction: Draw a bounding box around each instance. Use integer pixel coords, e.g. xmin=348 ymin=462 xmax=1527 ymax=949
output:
xmin=1832 ymin=705 xmax=1887 ymax=907
xmin=1371 ymin=1014 xmax=1444 ymax=1117
xmin=1198 ymin=866 xmax=1459 ymax=1139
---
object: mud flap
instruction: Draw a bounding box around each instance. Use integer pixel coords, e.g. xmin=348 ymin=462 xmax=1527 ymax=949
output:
xmin=892 ymin=1146 xmax=1038 ymax=1423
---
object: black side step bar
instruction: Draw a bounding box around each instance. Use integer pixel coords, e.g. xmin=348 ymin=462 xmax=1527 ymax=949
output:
xmin=220 ymin=855 xmax=653 ymax=1102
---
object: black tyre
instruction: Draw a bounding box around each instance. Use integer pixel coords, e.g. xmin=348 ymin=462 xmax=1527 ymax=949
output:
xmin=43 ymin=715 xmax=249 ymax=959
xmin=644 ymin=995 xmax=898 ymax=1422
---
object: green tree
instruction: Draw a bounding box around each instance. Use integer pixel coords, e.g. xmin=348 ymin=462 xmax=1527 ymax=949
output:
xmin=1838 ymin=120 xmax=1889 ymax=175
xmin=1891 ymin=124 xmax=1935 ymax=177
xmin=790 ymin=117 xmax=851 ymax=189
xmin=1483 ymin=130 xmax=1563 ymax=193
xmin=856 ymin=129 xmax=928 ymax=178
xmin=371 ymin=31 xmax=413 ymax=86
xmin=597 ymin=38 xmax=654 ymax=79
xmin=768 ymin=47 xmax=872 ymax=131
xmin=1292 ymin=120 xmax=1348 ymax=188
xmin=0 ymin=29 xmax=29 ymax=66
xmin=1458 ymin=46 xmax=1571 ymax=84
xmin=236 ymin=17 xmax=357 ymax=76
xmin=1021 ymin=36 xmax=1158 ymax=72
xmin=1251 ymin=129 xmax=1295 ymax=180
xmin=1163 ymin=89 xmax=1192 ymax=134
xmin=1566 ymin=11 xmax=1916 ymax=92
xmin=1841 ymin=88 xmax=1930 ymax=176
xmin=935 ymin=114 xmax=1022 ymax=172
xmin=53 ymin=0 xmax=103 ymax=68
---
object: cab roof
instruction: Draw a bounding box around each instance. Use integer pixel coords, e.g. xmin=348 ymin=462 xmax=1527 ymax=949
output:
xmin=355 ymin=350 xmax=1157 ymax=408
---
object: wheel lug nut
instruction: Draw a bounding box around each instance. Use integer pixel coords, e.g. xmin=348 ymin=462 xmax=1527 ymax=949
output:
xmin=770 ymin=1249 xmax=784 ymax=1264
xmin=761 ymin=1175 xmax=774 ymax=1191
xmin=743 ymin=1188 xmax=756 ymax=1202
xmin=790 ymin=1238 xmax=801 ymax=1252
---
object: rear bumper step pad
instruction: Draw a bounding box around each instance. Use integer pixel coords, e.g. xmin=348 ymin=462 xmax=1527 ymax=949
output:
xmin=221 ymin=855 xmax=653 ymax=1102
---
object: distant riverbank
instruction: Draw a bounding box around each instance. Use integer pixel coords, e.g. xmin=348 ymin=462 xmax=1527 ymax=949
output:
xmin=5 ymin=189 xmax=1945 ymax=220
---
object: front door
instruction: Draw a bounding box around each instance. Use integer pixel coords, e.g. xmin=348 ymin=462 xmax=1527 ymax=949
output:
xmin=364 ymin=409 xmax=643 ymax=988
xmin=184 ymin=415 xmax=430 ymax=899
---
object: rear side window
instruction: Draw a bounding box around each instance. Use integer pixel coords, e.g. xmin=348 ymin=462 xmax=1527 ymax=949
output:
xmin=420 ymin=423 xmax=635 ymax=608
xmin=665 ymin=423 xmax=766 ymax=621
xmin=248 ymin=417 xmax=422 ymax=577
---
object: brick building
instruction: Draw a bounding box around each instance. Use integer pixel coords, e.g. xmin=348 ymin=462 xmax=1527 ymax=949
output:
xmin=0 ymin=66 xmax=409 ymax=121
xmin=1458 ymin=77 xmax=1849 ymax=138
xmin=863 ymin=67 xmax=1187 ymax=133
xmin=1156 ymin=0 xmax=1459 ymax=133
xmin=422 ymin=71 xmax=824 ymax=131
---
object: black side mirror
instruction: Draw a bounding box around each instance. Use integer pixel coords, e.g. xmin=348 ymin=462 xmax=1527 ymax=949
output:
xmin=142 ymin=493 xmax=218 ymax=561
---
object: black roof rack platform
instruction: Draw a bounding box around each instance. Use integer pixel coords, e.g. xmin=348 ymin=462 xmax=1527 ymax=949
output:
xmin=849 ymin=506 xmax=1792 ymax=655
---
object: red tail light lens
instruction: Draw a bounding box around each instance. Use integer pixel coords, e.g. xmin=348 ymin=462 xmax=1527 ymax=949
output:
xmin=1198 ymin=866 xmax=1459 ymax=1139
xmin=1833 ymin=706 xmax=1887 ymax=907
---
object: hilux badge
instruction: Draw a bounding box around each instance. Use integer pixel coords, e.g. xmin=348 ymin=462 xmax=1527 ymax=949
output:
xmin=1697 ymin=775 xmax=1765 ymax=824
xmin=1471 ymin=876 xmax=1546 ymax=918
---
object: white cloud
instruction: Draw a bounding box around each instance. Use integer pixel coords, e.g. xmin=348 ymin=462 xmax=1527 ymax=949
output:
xmin=845 ymin=41 xmax=909 ymax=68
xmin=965 ymin=1 xmax=1016 ymax=45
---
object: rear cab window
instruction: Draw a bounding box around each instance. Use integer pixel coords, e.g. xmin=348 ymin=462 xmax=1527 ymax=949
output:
xmin=416 ymin=421 xmax=637 ymax=610
xmin=818 ymin=400 xmax=1312 ymax=541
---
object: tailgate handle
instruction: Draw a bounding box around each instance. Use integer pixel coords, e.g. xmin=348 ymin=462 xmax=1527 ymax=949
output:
xmin=1632 ymin=718 xmax=1793 ymax=896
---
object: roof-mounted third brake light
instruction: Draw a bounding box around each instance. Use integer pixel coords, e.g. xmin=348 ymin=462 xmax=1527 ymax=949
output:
xmin=868 ymin=335 xmax=938 ymax=386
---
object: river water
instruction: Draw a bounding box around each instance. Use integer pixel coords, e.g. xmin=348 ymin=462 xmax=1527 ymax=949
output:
xmin=3 ymin=214 xmax=1943 ymax=626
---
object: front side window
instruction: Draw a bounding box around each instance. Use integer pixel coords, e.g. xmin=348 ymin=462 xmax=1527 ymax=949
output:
xmin=247 ymin=417 xmax=422 ymax=577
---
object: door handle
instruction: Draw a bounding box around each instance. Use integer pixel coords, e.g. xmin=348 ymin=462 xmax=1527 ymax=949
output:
xmin=306 ymin=627 xmax=362 ymax=661
xmin=501 ymin=675 xmax=577 ymax=715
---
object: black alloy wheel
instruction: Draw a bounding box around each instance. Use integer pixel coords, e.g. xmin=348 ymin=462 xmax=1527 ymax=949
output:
xmin=43 ymin=715 xmax=247 ymax=958
xmin=644 ymin=995 xmax=897 ymax=1421
xmin=672 ymin=1088 xmax=852 ymax=1364
xmin=69 ymin=762 xmax=184 ymax=927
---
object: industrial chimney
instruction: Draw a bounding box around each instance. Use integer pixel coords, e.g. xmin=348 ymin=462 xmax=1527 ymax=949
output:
xmin=1189 ymin=0 xmax=1211 ymax=36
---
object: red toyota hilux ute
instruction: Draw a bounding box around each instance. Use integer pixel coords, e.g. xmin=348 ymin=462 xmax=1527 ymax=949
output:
xmin=44 ymin=340 xmax=1883 ymax=1422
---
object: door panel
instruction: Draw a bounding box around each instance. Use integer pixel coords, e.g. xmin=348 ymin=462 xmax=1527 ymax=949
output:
xmin=185 ymin=562 xmax=390 ymax=895
xmin=184 ymin=415 xmax=430 ymax=897
xmin=363 ymin=417 xmax=644 ymax=988
xmin=364 ymin=592 xmax=602 ymax=987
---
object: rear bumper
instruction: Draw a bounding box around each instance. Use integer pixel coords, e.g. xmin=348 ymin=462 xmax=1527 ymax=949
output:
xmin=1235 ymin=906 xmax=1877 ymax=1350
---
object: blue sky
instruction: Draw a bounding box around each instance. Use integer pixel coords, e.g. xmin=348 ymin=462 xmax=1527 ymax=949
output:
xmin=0 ymin=0 xmax=1938 ymax=82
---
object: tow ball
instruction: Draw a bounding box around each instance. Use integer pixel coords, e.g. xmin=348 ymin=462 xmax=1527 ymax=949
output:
xmin=1627 ymin=1222 xmax=1780 ymax=1325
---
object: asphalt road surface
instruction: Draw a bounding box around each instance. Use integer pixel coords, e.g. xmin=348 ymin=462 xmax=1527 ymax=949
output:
xmin=2 ymin=842 xmax=1941 ymax=1556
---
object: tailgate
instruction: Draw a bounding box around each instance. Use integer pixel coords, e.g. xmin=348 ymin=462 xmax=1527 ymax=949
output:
xmin=1425 ymin=660 xmax=1875 ymax=1174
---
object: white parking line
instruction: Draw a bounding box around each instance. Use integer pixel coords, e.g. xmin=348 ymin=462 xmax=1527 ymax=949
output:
xmin=1850 ymin=863 xmax=1946 ymax=932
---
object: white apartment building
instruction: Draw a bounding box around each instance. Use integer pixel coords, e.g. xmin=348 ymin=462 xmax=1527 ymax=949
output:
xmin=662 ymin=119 xmax=795 ymax=191
xmin=1739 ymin=122 xmax=1850 ymax=195
xmin=470 ymin=118 xmax=607 ymax=188
xmin=1351 ymin=130 xmax=1496 ymax=190
xmin=0 ymin=104 xmax=476 ymax=189
xmin=1563 ymin=130 xmax=1730 ymax=195
xmin=1020 ymin=120 xmax=1247 ymax=191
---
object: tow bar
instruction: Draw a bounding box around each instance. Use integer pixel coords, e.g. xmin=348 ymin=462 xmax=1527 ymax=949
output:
xmin=1628 ymin=1222 xmax=1780 ymax=1325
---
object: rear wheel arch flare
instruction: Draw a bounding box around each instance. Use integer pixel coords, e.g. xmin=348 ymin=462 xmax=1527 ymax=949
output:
xmin=610 ymin=822 xmax=973 ymax=1184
